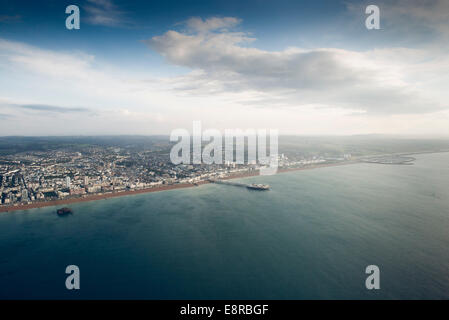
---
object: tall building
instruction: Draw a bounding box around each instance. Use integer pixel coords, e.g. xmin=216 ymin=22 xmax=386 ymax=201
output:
xmin=84 ymin=176 xmax=89 ymax=186
xmin=21 ymin=189 xmax=28 ymax=202
xmin=66 ymin=176 xmax=71 ymax=189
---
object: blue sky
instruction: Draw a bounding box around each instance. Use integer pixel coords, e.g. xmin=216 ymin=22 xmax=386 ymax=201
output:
xmin=0 ymin=0 xmax=449 ymax=135
xmin=0 ymin=0 xmax=370 ymax=69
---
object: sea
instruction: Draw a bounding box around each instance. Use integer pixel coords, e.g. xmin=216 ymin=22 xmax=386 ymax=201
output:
xmin=1 ymin=152 xmax=448 ymax=299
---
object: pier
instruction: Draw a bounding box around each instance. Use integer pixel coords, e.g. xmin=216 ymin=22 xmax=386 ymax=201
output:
xmin=209 ymin=179 xmax=270 ymax=190
xmin=360 ymin=155 xmax=416 ymax=165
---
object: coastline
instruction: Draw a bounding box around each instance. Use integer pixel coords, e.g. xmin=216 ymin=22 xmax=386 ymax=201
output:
xmin=0 ymin=161 xmax=355 ymax=213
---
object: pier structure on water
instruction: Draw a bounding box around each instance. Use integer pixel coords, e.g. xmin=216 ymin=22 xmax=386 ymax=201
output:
xmin=209 ymin=179 xmax=270 ymax=191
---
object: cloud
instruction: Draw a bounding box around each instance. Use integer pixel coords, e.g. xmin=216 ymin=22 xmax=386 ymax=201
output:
xmin=0 ymin=38 xmax=192 ymax=135
xmin=0 ymin=99 xmax=92 ymax=117
xmin=145 ymin=16 xmax=448 ymax=115
xmin=184 ymin=17 xmax=242 ymax=33
xmin=386 ymin=0 xmax=449 ymax=35
xmin=0 ymin=113 xmax=14 ymax=120
xmin=84 ymin=0 xmax=129 ymax=27
xmin=0 ymin=38 xmax=96 ymax=80
xmin=1 ymin=11 xmax=449 ymax=136
xmin=346 ymin=0 xmax=449 ymax=41
xmin=0 ymin=15 xmax=21 ymax=23
xmin=15 ymin=104 xmax=90 ymax=113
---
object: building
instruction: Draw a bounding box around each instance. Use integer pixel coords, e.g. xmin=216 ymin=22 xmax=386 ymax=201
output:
xmin=21 ymin=189 xmax=28 ymax=202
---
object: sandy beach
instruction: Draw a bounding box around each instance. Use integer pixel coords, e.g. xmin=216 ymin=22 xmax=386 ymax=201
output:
xmin=0 ymin=161 xmax=356 ymax=213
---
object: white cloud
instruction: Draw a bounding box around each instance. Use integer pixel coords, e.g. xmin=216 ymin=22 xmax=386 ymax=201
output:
xmin=346 ymin=0 xmax=449 ymax=42
xmin=0 ymin=39 xmax=177 ymax=134
xmin=1 ymin=8 xmax=449 ymax=136
xmin=185 ymin=17 xmax=242 ymax=33
xmin=84 ymin=0 xmax=129 ymax=27
xmin=146 ymin=16 xmax=448 ymax=115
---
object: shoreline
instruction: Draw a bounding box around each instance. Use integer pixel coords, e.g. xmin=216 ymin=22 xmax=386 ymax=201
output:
xmin=0 ymin=161 xmax=355 ymax=213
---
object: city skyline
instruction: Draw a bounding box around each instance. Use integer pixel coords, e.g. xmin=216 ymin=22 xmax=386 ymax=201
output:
xmin=1 ymin=0 xmax=449 ymax=136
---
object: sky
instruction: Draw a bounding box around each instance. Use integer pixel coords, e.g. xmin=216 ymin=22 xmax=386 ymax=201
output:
xmin=0 ymin=0 xmax=449 ymax=136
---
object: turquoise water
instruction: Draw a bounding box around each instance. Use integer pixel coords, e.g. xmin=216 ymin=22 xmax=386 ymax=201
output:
xmin=1 ymin=153 xmax=449 ymax=299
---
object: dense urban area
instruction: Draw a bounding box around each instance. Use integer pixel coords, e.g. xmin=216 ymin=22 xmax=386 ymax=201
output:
xmin=0 ymin=143 xmax=352 ymax=206
xmin=2 ymin=135 xmax=449 ymax=208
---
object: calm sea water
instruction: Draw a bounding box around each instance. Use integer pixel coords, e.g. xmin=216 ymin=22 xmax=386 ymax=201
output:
xmin=1 ymin=152 xmax=449 ymax=299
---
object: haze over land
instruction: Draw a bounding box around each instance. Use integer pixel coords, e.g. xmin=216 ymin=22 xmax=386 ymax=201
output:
xmin=1 ymin=135 xmax=449 ymax=156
